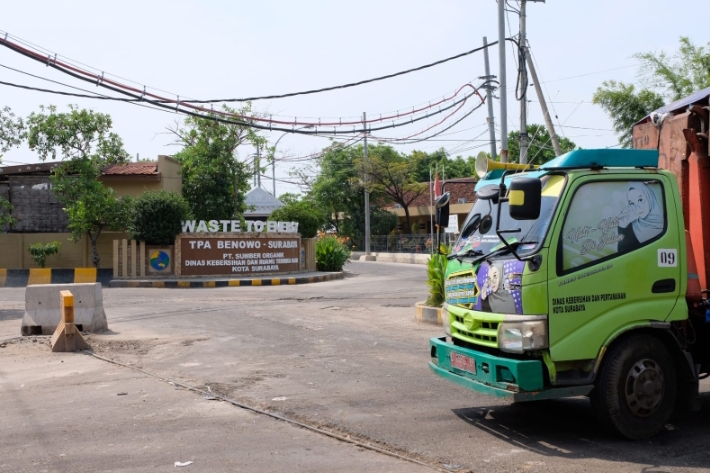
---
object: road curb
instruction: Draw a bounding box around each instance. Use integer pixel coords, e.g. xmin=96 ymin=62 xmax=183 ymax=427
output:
xmin=108 ymin=272 xmax=344 ymax=288
xmin=415 ymin=301 xmax=442 ymax=325
xmin=0 ymin=268 xmax=113 ymax=287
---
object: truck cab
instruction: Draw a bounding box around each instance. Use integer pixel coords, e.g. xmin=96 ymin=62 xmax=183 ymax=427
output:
xmin=430 ymin=147 xmax=705 ymax=439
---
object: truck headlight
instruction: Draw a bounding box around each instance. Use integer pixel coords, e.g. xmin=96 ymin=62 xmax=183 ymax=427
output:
xmin=442 ymin=304 xmax=451 ymax=337
xmin=498 ymin=320 xmax=548 ymax=354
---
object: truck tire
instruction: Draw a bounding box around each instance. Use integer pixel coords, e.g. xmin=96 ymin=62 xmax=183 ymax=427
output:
xmin=590 ymin=334 xmax=676 ymax=439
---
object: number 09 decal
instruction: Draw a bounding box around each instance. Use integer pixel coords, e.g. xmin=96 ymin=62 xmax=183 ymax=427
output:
xmin=658 ymin=249 xmax=678 ymax=267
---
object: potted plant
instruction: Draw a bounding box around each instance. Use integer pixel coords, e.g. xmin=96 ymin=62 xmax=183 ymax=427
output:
xmin=416 ymin=244 xmax=449 ymax=325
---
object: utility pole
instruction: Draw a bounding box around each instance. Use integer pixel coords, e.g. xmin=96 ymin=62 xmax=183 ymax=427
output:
xmin=363 ymin=112 xmax=371 ymax=255
xmin=255 ymin=144 xmax=261 ymax=187
xmin=526 ymin=52 xmax=562 ymax=156
xmin=519 ymin=0 xmax=529 ymax=164
xmin=272 ymin=148 xmax=276 ymax=196
xmin=497 ymin=0 xmax=508 ymax=162
xmin=481 ymin=36 xmax=497 ymax=160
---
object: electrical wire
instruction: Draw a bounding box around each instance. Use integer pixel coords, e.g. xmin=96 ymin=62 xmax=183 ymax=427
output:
xmin=0 ymin=70 xmax=486 ymax=136
xmin=371 ymin=99 xmax=488 ymax=145
xmin=167 ymin=42 xmax=500 ymax=103
xmin=370 ymin=88 xmax=483 ymax=143
xmin=528 ymin=46 xmax=568 ymax=139
xmin=0 ymin=64 xmax=183 ymax=117
xmin=0 ymin=30 xmax=500 ymax=104
xmin=0 ymin=37 xmax=491 ymax=134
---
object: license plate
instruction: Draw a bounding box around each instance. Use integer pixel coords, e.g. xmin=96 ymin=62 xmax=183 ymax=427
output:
xmin=450 ymin=352 xmax=476 ymax=375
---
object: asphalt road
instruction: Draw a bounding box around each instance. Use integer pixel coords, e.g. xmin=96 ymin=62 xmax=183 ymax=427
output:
xmin=2 ymin=261 xmax=710 ymax=472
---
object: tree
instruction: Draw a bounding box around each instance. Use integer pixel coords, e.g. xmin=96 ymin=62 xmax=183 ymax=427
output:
xmin=594 ymin=37 xmax=710 ymax=147
xmin=24 ymin=105 xmax=131 ymax=267
xmin=53 ymin=159 xmax=132 ymax=267
xmin=269 ymin=198 xmax=326 ymax=238
xmin=28 ymin=241 xmax=61 ymax=268
xmin=277 ymin=192 xmax=301 ymax=205
xmin=593 ymin=82 xmax=665 ymax=148
xmin=0 ymin=107 xmax=24 ymax=228
xmin=507 ymin=124 xmax=578 ymax=164
xmin=300 ymin=142 xmax=397 ymax=246
xmin=305 ymin=142 xmax=362 ymax=235
xmin=169 ymin=105 xmax=258 ymax=221
xmin=358 ymin=144 xmax=427 ymax=230
xmin=410 ymin=149 xmax=473 ymax=182
xmin=128 ymin=190 xmax=191 ymax=245
xmin=341 ymin=204 xmax=398 ymax=240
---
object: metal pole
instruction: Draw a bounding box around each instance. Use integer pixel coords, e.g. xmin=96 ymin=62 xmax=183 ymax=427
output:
xmin=519 ymin=0 xmax=529 ymax=165
xmin=363 ymin=112 xmax=371 ymax=255
xmin=429 ymin=167 xmax=433 ymax=254
xmin=526 ymin=51 xmax=562 ymax=156
xmin=498 ymin=0 xmax=508 ymax=162
xmin=435 ymin=162 xmax=439 ymax=250
xmin=272 ymin=132 xmax=289 ymax=197
xmin=482 ymin=36 xmax=497 ymax=160
xmin=272 ymin=147 xmax=276 ymax=196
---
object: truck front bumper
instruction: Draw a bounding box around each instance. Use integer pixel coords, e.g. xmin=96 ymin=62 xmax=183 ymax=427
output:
xmin=429 ymin=337 xmax=593 ymax=402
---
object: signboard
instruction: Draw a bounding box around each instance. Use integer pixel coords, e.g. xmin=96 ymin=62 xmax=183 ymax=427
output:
xmin=181 ymin=219 xmax=298 ymax=234
xmin=180 ymin=237 xmax=300 ymax=276
xmin=445 ymin=215 xmax=459 ymax=233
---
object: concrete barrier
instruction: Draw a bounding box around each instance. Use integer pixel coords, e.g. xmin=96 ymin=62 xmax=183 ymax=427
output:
xmin=50 ymin=290 xmax=90 ymax=352
xmin=415 ymin=301 xmax=443 ymax=325
xmin=22 ymin=283 xmax=108 ymax=335
xmin=352 ymin=252 xmax=430 ymax=265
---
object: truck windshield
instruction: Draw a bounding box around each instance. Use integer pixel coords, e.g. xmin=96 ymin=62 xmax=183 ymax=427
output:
xmin=451 ymin=174 xmax=565 ymax=259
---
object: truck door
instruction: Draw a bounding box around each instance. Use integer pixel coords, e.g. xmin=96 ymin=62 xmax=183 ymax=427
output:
xmin=547 ymin=174 xmax=682 ymax=362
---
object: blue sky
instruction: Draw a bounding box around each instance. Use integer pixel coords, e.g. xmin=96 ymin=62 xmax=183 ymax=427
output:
xmin=0 ymin=1 xmax=705 ymax=196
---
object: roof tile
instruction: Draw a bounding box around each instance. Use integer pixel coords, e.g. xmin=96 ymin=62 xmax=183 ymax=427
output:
xmin=102 ymin=162 xmax=158 ymax=175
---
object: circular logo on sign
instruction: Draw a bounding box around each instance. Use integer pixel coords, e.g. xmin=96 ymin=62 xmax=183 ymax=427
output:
xmin=150 ymin=250 xmax=170 ymax=271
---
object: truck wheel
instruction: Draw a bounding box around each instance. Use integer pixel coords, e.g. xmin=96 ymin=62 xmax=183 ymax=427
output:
xmin=590 ymin=334 xmax=676 ymax=439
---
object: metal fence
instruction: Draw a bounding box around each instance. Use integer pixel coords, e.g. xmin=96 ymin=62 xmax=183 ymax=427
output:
xmin=353 ymin=234 xmax=458 ymax=254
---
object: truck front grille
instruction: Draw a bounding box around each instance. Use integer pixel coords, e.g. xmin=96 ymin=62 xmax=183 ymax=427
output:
xmin=451 ymin=316 xmax=499 ymax=347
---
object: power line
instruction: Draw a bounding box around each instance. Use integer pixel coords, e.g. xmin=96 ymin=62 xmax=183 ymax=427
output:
xmin=165 ymin=43 xmax=501 ymax=103
xmin=0 ymin=66 xmax=484 ymax=137
xmin=0 ymin=37 xmax=492 ymax=134
xmin=539 ymin=64 xmax=637 ymax=84
xmin=0 ymin=63 xmax=183 ymax=117
xmin=1 ymin=63 xmax=490 ymax=144
xmin=372 ymin=101 xmax=487 ymax=145
xmin=0 ymin=30 xmax=500 ymax=104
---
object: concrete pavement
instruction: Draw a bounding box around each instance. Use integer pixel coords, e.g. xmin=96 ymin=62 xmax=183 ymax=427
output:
xmin=2 ymin=261 xmax=710 ymax=472
xmin=0 ymin=337 xmax=432 ymax=473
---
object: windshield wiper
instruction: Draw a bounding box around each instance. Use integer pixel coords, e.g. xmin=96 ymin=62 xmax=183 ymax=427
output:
xmin=448 ymin=248 xmax=483 ymax=261
xmin=469 ymin=240 xmax=539 ymax=265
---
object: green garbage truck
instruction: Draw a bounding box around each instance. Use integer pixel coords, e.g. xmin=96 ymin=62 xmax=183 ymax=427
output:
xmin=429 ymin=88 xmax=710 ymax=439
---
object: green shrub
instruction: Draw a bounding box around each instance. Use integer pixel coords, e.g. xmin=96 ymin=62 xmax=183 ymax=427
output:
xmin=28 ymin=241 xmax=61 ymax=268
xmin=128 ymin=190 xmax=191 ymax=245
xmin=316 ymin=235 xmax=351 ymax=271
xmin=425 ymin=245 xmax=450 ymax=307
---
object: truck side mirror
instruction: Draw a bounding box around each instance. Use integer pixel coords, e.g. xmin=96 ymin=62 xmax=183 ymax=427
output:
xmin=435 ymin=192 xmax=450 ymax=226
xmin=508 ymin=178 xmax=541 ymax=220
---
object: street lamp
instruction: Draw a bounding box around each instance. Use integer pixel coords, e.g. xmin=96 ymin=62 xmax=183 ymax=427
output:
xmin=271 ymin=125 xmax=313 ymax=197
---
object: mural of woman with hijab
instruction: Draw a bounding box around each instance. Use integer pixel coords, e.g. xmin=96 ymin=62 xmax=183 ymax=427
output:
xmin=617 ymin=182 xmax=664 ymax=253
xmin=479 ymin=262 xmax=517 ymax=313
